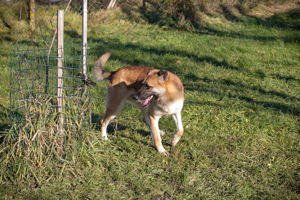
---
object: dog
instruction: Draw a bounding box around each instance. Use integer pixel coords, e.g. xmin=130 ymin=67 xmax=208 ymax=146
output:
xmin=93 ymin=52 xmax=184 ymax=155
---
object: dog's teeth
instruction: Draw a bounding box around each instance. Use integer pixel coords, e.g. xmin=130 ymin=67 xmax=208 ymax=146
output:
xmin=142 ymin=95 xmax=153 ymax=106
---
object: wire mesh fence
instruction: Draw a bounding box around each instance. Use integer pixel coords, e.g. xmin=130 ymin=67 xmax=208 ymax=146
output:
xmin=7 ymin=0 xmax=102 ymax=132
xmin=10 ymin=43 xmax=91 ymax=132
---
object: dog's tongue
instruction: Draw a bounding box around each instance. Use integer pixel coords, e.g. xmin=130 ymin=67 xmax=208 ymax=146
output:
xmin=142 ymin=95 xmax=153 ymax=106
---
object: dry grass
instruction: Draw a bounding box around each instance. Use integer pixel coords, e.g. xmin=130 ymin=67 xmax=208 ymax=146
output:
xmin=249 ymin=1 xmax=299 ymax=17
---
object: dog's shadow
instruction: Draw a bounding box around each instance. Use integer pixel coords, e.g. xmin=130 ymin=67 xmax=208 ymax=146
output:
xmin=92 ymin=113 xmax=149 ymax=137
xmin=92 ymin=113 xmax=173 ymax=150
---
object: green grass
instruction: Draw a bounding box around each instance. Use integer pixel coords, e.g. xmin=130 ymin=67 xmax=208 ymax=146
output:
xmin=0 ymin=4 xmax=299 ymax=199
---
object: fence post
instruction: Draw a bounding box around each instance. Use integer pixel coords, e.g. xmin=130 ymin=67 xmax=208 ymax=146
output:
xmin=57 ymin=10 xmax=64 ymax=138
xmin=107 ymin=0 xmax=117 ymax=9
xmin=82 ymin=0 xmax=87 ymax=75
xmin=29 ymin=0 xmax=35 ymax=32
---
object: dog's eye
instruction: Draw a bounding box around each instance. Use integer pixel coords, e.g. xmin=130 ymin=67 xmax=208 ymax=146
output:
xmin=144 ymin=83 xmax=151 ymax=89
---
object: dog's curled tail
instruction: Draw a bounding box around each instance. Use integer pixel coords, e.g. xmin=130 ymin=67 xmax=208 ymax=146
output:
xmin=93 ymin=51 xmax=112 ymax=81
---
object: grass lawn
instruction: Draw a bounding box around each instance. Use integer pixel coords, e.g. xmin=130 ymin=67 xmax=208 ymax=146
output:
xmin=0 ymin=4 xmax=299 ymax=200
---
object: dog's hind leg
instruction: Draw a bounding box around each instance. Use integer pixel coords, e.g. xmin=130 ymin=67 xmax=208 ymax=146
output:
xmin=100 ymin=113 xmax=116 ymax=140
xmin=100 ymin=85 xmax=128 ymax=140
xmin=171 ymin=111 xmax=184 ymax=146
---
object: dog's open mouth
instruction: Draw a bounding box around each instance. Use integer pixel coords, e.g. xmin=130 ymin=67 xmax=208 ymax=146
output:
xmin=141 ymin=95 xmax=154 ymax=106
xmin=133 ymin=94 xmax=156 ymax=107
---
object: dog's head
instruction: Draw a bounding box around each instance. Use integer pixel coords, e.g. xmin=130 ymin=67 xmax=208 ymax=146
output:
xmin=132 ymin=69 xmax=169 ymax=107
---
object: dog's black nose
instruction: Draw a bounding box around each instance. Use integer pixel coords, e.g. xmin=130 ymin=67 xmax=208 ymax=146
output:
xmin=132 ymin=94 xmax=138 ymax=101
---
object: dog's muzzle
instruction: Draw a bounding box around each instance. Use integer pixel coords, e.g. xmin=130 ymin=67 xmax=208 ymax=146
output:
xmin=132 ymin=94 xmax=155 ymax=107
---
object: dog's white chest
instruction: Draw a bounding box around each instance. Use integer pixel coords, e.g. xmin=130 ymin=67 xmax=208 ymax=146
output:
xmin=154 ymin=100 xmax=183 ymax=116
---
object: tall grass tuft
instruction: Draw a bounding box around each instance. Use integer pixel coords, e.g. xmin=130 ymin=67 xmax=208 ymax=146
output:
xmin=0 ymin=84 xmax=93 ymax=185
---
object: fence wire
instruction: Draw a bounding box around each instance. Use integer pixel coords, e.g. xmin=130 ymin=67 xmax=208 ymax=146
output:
xmin=10 ymin=43 xmax=91 ymax=131
xmin=7 ymin=0 xmax=102 ymax=130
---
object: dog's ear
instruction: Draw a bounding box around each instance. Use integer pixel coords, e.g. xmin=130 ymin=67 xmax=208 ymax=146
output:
xmin=157 ymin=70 xmax=169 ymax=82
xmin=146 ymin=69 xmax=153 ymax=75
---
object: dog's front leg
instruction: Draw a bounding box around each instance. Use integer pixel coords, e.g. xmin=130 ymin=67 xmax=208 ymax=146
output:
xmin=143 ymin=114 xmax=165 ymax=136
xmin=148 ymin=115 xmax=169 ymax=156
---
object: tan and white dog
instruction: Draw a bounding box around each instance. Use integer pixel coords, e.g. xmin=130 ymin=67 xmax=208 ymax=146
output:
xmin=93 ymin=52 xmax=184 ymax=155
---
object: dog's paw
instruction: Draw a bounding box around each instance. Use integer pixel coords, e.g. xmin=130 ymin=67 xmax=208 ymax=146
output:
xmin=101 ymin=135 xmax=108 ymax=141
xmin=161 ymin=151 xmax=170 ymax=156
xmin=171 ymin=136 xmax=180 ymax=146
xmin=158 ymin=146 xmax=169 ymax=156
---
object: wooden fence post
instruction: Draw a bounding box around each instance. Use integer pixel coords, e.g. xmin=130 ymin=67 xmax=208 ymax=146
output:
xmin=29 ymin=0 xmax=35 ymax=32
xmin=57 ymin=10 xmax=64 ymax=137
xmin=107 ymin=0 xmax=117 ymax=9
xmin=82 ymin=0 xmax=87 ymax=75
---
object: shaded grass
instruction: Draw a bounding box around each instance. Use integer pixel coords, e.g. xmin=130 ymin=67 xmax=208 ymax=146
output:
xmin=0 ymin=4 xmax=299 ymax=200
